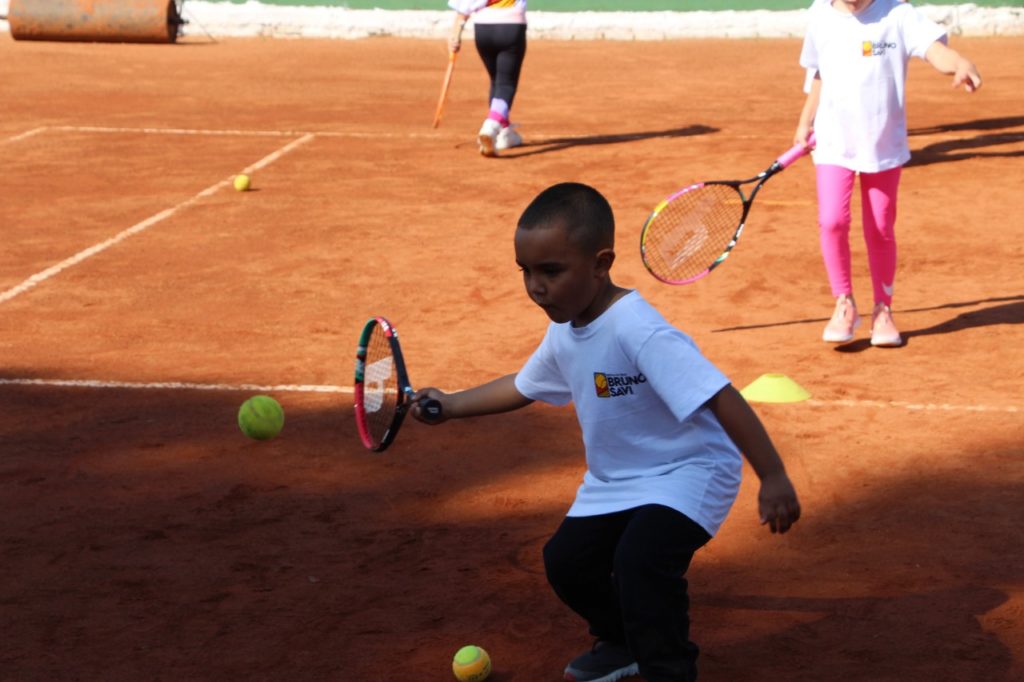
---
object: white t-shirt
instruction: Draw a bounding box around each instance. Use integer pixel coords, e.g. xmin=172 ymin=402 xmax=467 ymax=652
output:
xmin=800 ymin=0 xmax=946 ymax=172
xmin=514 ymin=291 xmax=743 ymax=536
xmin=449 ymin=0 xmax=527 ymax=25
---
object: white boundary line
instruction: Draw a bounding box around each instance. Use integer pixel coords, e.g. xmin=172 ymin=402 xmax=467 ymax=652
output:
xmin=0 ymin=377 xmax=351 ymax=394
xmin=805 ymin=398 xmax=1020 ymax=414
xmin=50 ymin=125 xmax=438 ymax=140
xmin=0 ymin=377 xmax=1019 ymax=414
xmin=3 ymin=126 xmax=48 ymax=144
xmin=0 ymin=132 xmax=315 ymax=305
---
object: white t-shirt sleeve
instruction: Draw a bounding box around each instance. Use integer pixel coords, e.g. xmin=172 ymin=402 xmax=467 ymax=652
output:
xmin=634 ymin=329 xmax=731 ymax=423
xmin=515 ymin=326 xmax=572 ymax=406
xmin=900 ymin=6 xmax=947 ymax=59
xmin=798 ymin=6 xmax=819 ymax=72
xmin=448 ymin=0 xmax=485 ymax=14
xmin=803 ymin=67 xmax=818 ymax=94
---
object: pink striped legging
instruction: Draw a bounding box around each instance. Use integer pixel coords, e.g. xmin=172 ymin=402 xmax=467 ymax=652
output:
xmin=815 ymin=164 xmax=902 ymax=307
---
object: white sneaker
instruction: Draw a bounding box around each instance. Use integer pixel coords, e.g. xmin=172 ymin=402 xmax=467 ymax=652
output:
xmin=822 ymin=294 xmax=860 ymax=343
xmin=478 ymin=119 xmax=501 ymax=157
xmin=496 ymin=124 xmax=522 ymax=151
xmin=870 ymin=303 xmax=902 ymax=347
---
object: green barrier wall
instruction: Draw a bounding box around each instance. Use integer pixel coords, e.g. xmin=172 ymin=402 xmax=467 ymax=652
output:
xmin=216 ymin=0 xmax=1023 ymax=9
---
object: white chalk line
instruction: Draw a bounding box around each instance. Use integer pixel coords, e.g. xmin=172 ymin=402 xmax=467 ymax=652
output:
xmin=0 ymin=133 xmax=315 ymax=305
xmin=30 ymin=124 xmax=596 ymax=143
xmin=0 ymin=377 xmax=1018 ymax=414
xmin=0 ymin=377 xmax=351 ymax=394
xmin=51 ymin=125 xmax=443 ymax=140
xmin=805 ymin=398 xmax=1019 ymax=414
xmin=3 ymin=126 xmax=48 ymax=144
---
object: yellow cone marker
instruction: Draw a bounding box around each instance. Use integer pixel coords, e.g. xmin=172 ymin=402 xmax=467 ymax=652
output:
xmin=740 ymin=373 xmax=811 ymax=404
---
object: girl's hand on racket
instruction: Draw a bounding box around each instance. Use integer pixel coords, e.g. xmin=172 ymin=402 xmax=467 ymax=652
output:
xmin=448 ymin=13 xmax=467 ymax=53
xmin=411 ymin=388 xmax=448 ymax=424
xmin=794 ymin=125 xmax=815 ymax=150
xmin=758 ymin=473 xmax=801 ymax=534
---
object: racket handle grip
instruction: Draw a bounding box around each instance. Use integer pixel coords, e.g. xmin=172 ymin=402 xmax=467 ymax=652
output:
xmin=421 ymin=398 xmax=443 ymax=423
xmin=776 ymin=131 xmax=816 ymax=169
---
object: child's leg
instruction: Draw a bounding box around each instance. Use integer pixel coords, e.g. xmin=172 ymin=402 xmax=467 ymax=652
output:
xmin=614 ymin=505 xmax=710 ymax=682
xmin=859 ymin=166 xmax=901 ymax=306
xmin=815 ymin=163 xmax=857 ymax=298
xmin=816 ymin=164 xmax=863 ymax=342
xmin=473 ymin=24 xmax=526 ymax=126
xmin=543 ymin=511 xmax=630 ymax=644
xmin=490 ymin=24 xmax=527 ymax=122
xmin=473 ymin=25 xmax=500 ymax=103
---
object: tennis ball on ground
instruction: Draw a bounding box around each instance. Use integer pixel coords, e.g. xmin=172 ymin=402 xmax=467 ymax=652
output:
xmin=233 ymin=174 xmax=251 ymax=191
xmin=452 ymin=645 xmax=491 ymax=682
xmin=237 ymin=395 xmax=284 ymax=440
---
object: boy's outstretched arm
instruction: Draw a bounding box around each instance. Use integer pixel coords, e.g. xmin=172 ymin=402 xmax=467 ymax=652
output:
xmin=411 ymin=373 xmax=533 ymax=424
xmin=925 ymin=41 xmax=982 ymax=92
xmin=706 ymin=384 xmax=801 ymax=534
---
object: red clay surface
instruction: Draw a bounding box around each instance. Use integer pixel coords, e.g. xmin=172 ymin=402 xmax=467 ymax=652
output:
xmin=1 ymin=35 xmax=1022 ymax=681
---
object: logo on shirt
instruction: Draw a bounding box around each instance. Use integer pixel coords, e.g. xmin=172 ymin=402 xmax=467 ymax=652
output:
xmin=594 ymin=372 xmax=647 ymax=398
xmin=862 ymin=40 xmax=897 ymax=57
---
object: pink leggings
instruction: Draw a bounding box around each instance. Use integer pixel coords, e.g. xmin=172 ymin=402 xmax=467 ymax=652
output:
xmin=816 ymin=164 xmax=902 ymax=306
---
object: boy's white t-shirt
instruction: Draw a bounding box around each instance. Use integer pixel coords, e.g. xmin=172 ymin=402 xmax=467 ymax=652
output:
xmin=514 ymin=291 xmax=743 ymax=536
xmin=800 ymin=0 xmax=946 ymax=172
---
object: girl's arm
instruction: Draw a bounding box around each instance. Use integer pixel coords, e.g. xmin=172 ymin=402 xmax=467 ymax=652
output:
xmin=412 ymin=373 xmax=533 ymax=423
xmin=706 ymin=384 xmax=802 ymax=534
xmin=925 ymin=41 xmax=982 ymax=92
xmin=794 ymin=71 xmax=821 ymax=147
xmin=449 ymin=12 xmax=469 ymax=53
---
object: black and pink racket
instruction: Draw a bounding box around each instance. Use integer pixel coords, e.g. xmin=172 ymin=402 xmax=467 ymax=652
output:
xmin=354 ymin=317 xmax=441 ymax=452
xmin=640 ymin=133 xmax=815 ymax=285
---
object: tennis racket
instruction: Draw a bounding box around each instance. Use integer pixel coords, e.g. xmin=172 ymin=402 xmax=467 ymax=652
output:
xmin=354 ymin=316 xmax=442 ymax=452
xmin=640 ymin=133 xmax=816 ymax=285
xmin=432 ymin=51 xmax=458 ymax=128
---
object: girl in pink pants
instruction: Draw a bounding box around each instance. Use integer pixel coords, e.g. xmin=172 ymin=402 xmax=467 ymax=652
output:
xmin=795 ymin=0 xmax=981 ymax=346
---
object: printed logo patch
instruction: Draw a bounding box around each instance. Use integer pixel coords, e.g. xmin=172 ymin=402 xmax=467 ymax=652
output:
xmin=862 ymin=40 xmax=897 ymax=57
xmin=594 ymin=372 xmax=647 ymax=398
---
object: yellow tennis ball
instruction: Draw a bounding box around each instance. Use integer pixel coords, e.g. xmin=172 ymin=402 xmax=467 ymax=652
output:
xmin=234 ymin=174 xmax=251 ymax=191
xmin=237 ymin=395 xmax=284 ymax=440
xmin=452 ymin=645 xmax=491 ymax=682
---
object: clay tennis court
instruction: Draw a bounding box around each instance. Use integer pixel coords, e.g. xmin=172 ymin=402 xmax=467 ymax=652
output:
xmin=1 ymin=33 xmax=1022 ymax=681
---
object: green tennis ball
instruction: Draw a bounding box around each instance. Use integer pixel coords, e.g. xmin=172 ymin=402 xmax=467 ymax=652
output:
xmin=238 ymin=395 xmax=284 ymax=441
xmin=452 ymin=645 xmax=491 ymax=682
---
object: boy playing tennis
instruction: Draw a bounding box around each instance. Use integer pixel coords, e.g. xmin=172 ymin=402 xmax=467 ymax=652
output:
xmin=412 ymin=182 xmax=801 ymax=682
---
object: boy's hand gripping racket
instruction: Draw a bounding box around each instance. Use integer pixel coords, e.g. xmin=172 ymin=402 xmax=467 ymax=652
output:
xmin=640 ymin=133 xmax=815 ymax=285
xmin=432 ymin=51 xmax=458 ymax=128
xmin=354 ymin=317 xmax=442 ymax=452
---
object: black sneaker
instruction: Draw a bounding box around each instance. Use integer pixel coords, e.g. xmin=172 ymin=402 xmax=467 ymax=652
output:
xmin=564 ymin=640 xmax=639 ymax=682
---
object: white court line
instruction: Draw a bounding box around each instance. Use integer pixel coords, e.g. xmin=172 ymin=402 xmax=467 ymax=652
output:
xmin=0 ymin=377 xmax=1019 ymax=414
xmin=52 ymin=125 xmax=439 ymax=140
xmin=0 ymin=133 xmax=315 ymax=305
xmin=0 ymin=378 xmax=351 ymax=394
xmin=805 ymin=398 xmax=1020 ymax=414
xmin=3 ymin=126 xmax=49 ymax=144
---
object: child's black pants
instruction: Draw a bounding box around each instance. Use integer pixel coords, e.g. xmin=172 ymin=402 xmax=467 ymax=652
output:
xmin=543 ymin=504 xmax=711 ymax=682
xmin=473 ymin=23 xmax=527 ymax=108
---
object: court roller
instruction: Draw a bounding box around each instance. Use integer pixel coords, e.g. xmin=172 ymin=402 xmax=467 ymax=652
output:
xmin=8 ymin=0 xmax=181 ymax=43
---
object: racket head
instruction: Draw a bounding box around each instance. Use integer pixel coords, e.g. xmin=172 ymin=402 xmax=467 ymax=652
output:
xmin=639 ymin=182 xmax=747 ymax=285
xmin=354 ymin=316 xmax=413 ymax=452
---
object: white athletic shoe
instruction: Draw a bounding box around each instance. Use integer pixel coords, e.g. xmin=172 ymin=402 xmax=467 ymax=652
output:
xmin=496 ymin=124 xmax=522 ymax=151
xmin=478 ymin=118 xmax=501 ymax=157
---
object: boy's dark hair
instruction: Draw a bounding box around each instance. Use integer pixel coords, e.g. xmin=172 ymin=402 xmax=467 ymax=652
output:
xmin=517 ymin=182 xmax=615 ymax=253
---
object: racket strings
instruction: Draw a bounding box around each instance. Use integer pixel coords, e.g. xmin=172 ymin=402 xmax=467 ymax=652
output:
xmin=362 ymin=327 xmax=400 ymax=445
xmin=642 ymin=185 xmax=744 ymax=282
